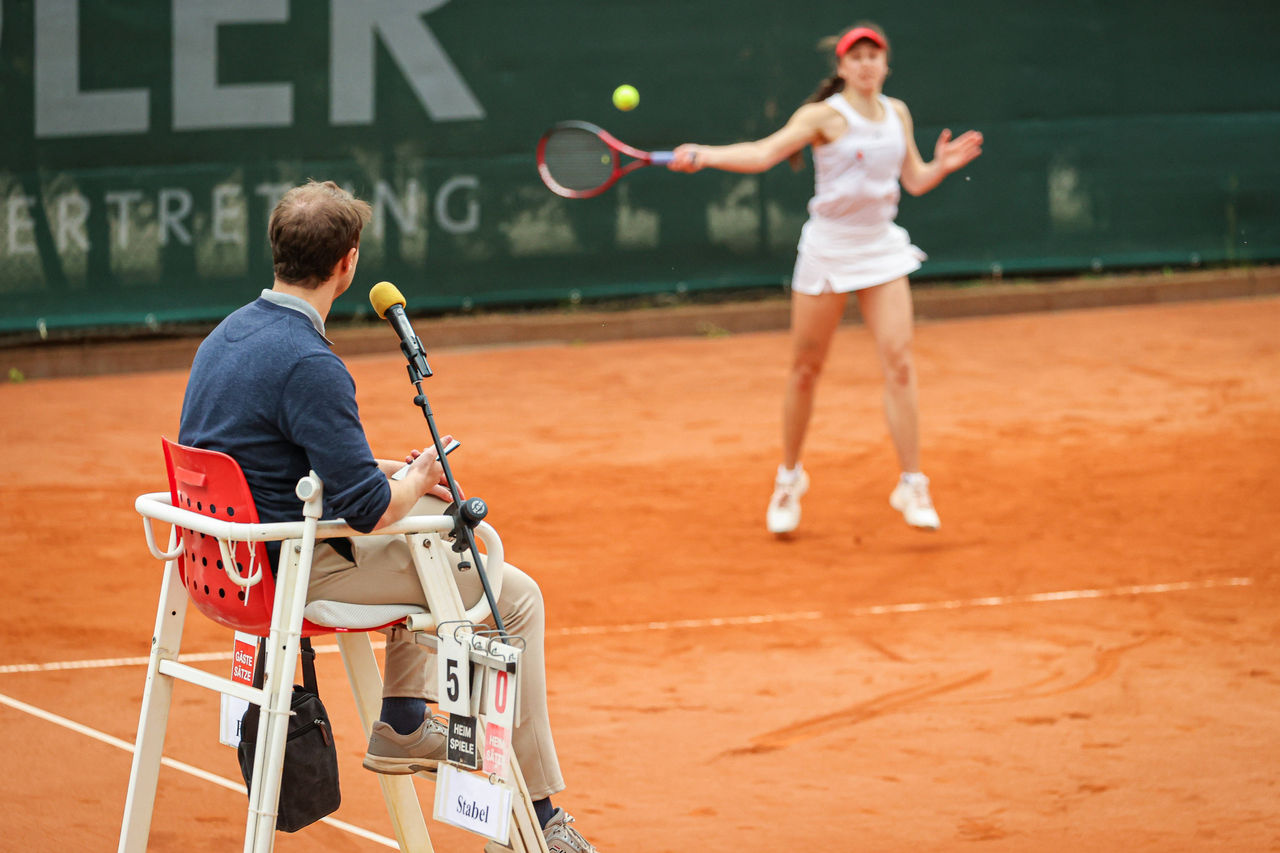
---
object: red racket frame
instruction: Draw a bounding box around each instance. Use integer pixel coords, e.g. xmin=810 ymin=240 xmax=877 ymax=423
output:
xmin=536 ymin=120 xmax=673 ymax=199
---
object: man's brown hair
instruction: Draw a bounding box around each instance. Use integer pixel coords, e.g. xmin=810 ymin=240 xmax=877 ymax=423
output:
xmin=269 ymin=180 xmax=372 ymax=287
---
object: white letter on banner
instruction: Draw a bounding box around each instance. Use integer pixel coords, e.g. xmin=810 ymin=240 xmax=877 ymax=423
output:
xmin=330 ymin=0 xmax=484 ymax=125
xmin=34 ymin=0 xmax=149 ymax=138
xmin=436 ymin=176 xmax=479 ymax=235
xmin=56 ymin=192 xmax=90 ymax=253
xmin=213 ymin=185 xmax=245 ymax=244
xmin=173 ymin=0 xmax=292 ymax=131
xmin=106 ymin=191 xmax=144 ymax=250
xmin=7 ymin=195 xmax=36 ymax=255
xmin=372 ymin=180 xmax=421 ymax=241
xmin=159 ymin=189 xmax=194 ymax=246
xmin=254 ymin=183 xmax=293 ymax=221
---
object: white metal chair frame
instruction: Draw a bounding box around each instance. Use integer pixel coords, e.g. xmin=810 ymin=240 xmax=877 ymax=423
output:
xmin=120 ymin=470 xmax=551 ymax=853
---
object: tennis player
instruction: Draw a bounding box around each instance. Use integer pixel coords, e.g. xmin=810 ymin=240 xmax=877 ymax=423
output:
xmin=669 ymin=22 xmax=983 ymax=534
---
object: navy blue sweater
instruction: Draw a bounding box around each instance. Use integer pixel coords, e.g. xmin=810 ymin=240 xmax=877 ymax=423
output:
xmin=179 ymin=297 xmax=390 ymax=541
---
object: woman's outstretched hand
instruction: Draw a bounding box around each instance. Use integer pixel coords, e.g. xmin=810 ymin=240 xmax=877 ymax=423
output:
xmin=934 ymin=128 xmax=984 ymax=174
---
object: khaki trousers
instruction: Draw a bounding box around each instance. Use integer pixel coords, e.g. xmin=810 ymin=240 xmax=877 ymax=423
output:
xmin=307 ymin=498 xmax=565 ymax=799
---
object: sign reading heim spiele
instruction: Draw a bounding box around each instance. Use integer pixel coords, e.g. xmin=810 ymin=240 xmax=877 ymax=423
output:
xmin=0 ymin=0 xmax=499 ymax=300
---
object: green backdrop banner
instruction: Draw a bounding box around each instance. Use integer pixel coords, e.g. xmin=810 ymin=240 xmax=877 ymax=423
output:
xmin=1 ymin=0 xmax=1277 ymax=332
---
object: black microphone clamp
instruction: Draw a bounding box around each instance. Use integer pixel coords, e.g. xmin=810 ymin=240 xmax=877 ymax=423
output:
xmin=445 ymin=497 xmax=489 ymax=552
xmin=400 ymin=337 xmax=431 ymax=380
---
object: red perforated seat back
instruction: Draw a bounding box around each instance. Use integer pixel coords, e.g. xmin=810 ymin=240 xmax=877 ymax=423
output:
xmin=162 ymin=438 xmax=277 ymax=636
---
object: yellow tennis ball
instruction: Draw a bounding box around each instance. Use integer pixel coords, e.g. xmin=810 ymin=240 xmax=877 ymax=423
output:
xmin=612 ymin=84 xmax=639 ymax=111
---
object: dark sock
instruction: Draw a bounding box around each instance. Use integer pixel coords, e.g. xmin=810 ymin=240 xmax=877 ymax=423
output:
xmin=533 ymin=797 xmax=555 ymax=829
xmin=379 ymin=697 xmax=427 ymax=735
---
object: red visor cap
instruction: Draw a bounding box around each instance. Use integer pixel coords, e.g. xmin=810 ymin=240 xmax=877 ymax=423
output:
xmin=836 ymin=27 xmax=887 ymax=56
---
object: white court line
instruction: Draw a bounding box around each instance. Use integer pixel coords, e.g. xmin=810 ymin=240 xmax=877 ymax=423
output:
xmin=556 ymin=576 xmax=1255 ymax=635
xmin=0 ymin=649 xmax=233 ymax=674
xmin=0 ymin=576 xmax=1253 ymax=674
xmin=0 ymin=690 xmax=399 ymax=848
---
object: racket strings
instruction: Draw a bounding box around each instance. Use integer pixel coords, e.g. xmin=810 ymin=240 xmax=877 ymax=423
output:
xmin=541 ymin=128 xmax=615 ymax=192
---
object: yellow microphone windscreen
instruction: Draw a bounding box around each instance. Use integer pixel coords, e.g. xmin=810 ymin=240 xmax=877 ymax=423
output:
xmin=369 ymin=281 xmax=406 ymax=319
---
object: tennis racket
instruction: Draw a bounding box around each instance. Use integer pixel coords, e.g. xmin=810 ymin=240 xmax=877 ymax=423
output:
xmin=536 ymin=120 xmax=674 ymax=199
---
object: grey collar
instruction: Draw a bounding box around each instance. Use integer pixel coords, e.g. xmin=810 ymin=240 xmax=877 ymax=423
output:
xmin=259 ymin=289 xmax=332 ymax=344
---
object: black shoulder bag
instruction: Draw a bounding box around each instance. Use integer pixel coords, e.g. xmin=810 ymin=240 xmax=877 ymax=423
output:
xmin=237 ymin=637 xmax=342 ymax=832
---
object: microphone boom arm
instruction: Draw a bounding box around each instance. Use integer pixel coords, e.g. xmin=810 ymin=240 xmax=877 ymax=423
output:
xmin=409 ymin=378 xmax=506 ymax=636
xmin=370 ymin=282 xmax=507 ymax=636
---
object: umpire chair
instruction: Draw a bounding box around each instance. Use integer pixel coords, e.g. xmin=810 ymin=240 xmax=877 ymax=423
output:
xmin=118 ymin=439 xmax=550 ymax=852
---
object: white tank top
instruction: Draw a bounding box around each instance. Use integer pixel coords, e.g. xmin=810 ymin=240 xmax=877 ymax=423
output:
xmin=805 ymin=93 xmax=906 ymax=231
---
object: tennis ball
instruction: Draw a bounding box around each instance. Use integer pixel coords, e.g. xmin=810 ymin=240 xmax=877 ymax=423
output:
xmin=612 ymin=84 xmax=639 ymax=112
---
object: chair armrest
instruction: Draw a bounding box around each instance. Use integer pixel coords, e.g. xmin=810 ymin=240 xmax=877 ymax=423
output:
xmin=136 ymin=493 xmax=505 ymax=618
xmin=137 ymin=494 xmax=462 ymax=543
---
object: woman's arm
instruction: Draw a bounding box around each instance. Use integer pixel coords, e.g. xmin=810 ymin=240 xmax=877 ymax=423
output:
xmin=893 ymin=99 xmax=984 ymax=197
xmin=669 ymin=102 xmax=832 ymax=174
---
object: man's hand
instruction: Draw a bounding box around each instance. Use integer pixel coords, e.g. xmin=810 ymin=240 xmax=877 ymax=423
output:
xmin=401 ymin=445 xmax=457 ymax=502
xmin=373 ymin=436 xmax=460 ymax=529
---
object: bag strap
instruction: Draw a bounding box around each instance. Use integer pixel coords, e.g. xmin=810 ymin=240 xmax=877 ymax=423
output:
xmin=250 ymin=636 xmax=319 ymax=697
xmin=252 ymin=638 xmax=267 ymax=690
xmin=299 ymin=637 xmax=319 ymax=695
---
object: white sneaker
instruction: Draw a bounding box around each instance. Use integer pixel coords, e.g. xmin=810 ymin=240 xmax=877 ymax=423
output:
xmin=766 ymin=468 xmax=809 ymax=534
xmin=890 ymin=474 xmax=941 ymax=530
xmin=484 ymin=808 xmax=598 ymax=852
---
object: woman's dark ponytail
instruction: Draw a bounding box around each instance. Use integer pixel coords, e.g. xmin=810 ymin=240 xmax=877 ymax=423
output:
xmin=803 ymin=73 xmax=846 ymax=106
xmin=787 ymin=75 xmax=844 ymax=169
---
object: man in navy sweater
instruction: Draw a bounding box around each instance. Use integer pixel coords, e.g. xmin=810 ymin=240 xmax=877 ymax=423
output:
xmin=180 ymin=180 xmax=598 ymax=852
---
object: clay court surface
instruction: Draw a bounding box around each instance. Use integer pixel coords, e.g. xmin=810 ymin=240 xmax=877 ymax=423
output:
xmin=1 ymin=291 xmax=1278 ymax=851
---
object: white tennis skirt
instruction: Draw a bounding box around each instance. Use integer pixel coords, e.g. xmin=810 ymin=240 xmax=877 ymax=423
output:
xmin=790 ymin=220 xmax=926 ymax=295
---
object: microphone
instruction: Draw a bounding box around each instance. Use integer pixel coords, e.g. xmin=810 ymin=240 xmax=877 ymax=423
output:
xmin=369 ymin=281 xmax=431 ymax=379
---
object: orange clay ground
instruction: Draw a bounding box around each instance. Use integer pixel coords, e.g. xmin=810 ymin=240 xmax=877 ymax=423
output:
xmin=1 ymin=292 xmax=1277 ymax=852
